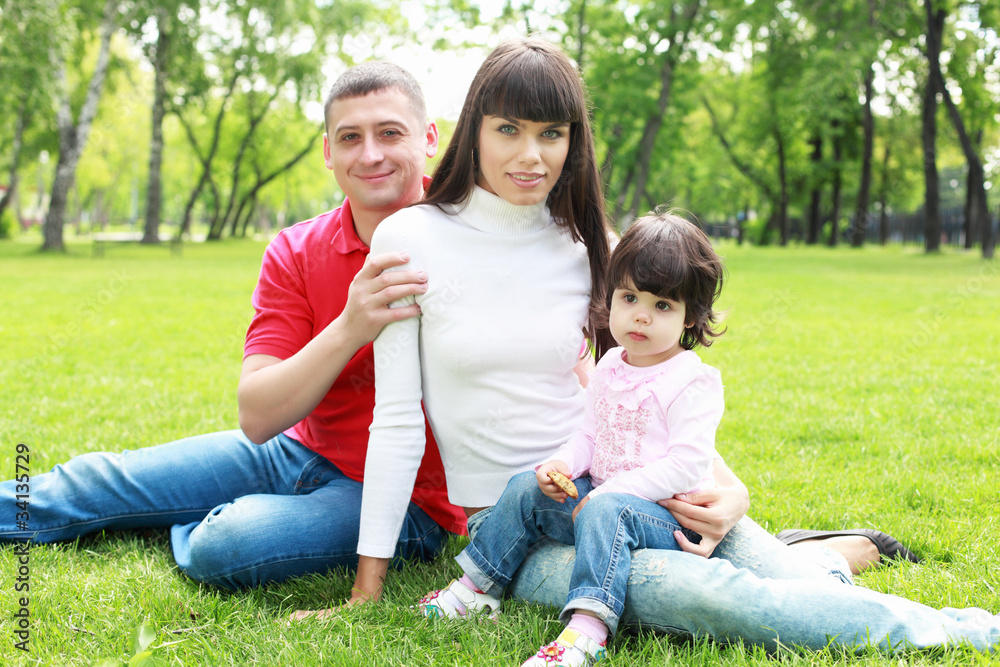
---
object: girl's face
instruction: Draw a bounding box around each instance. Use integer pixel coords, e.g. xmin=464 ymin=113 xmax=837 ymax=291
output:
xmin=609 ymin=283 xmax=689 ymax=367
xmin=476 ymin=115 xmax=570 ymax=206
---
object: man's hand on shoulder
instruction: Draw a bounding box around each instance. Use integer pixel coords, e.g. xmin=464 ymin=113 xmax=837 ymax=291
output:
xmin=339 ymin=252 xmax=427 ymax=346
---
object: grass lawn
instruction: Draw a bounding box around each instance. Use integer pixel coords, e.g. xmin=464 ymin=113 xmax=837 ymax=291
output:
xmin=0 ymin=238 xmax=998 ymax=666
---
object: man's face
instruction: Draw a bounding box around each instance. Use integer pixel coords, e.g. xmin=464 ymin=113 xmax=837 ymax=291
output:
xmin=323 ymin=89 xmax=438 ymax=219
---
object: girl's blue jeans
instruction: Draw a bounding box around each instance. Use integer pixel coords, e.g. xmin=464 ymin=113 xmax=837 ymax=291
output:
xmin=457 ymin=470 xmax=688 ymax=635
xmin=0 ymin=430 xmax=448 ymax=589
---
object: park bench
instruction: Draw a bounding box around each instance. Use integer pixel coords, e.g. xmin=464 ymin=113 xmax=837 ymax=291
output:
xmin=92 ymin=232 xmax=183 ymax=258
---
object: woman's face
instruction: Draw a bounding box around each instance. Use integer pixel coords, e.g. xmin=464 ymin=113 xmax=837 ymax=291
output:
xmin=476 ymin=115 xmax=570 ymax=206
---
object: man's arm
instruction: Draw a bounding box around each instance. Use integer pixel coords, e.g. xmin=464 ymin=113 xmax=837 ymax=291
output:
xmin=661 ymin=458 xmax=749 ymax=557
xmin=238 ymin=252 xmax=426 ymax=444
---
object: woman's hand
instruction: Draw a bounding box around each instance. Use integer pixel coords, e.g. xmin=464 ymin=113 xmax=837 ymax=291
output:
xmin=287 ymin=558 xmax=386 ymax=623
xmin=535 ymin=460 xmax=572 ymax=502
xmin=661 ymin=459 xmax=749 ymax=558
xmin=287 ymin=592 xmax=372 ymax=624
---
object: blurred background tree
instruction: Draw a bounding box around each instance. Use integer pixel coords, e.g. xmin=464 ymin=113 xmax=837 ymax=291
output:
xmin=0 ymin=0 xmax=995 ymax=256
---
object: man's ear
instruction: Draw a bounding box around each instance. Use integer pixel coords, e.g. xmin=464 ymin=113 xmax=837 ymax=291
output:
xmin=322 ymin=133 xmax=334 ymax=170
xmin=425 ymin=121 xmax=439 ymax=159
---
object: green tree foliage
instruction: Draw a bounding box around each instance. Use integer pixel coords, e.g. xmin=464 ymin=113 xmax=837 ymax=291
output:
xmin=0 ymin=0 xmax=63 ymax=228
xmin=3 ymin=0 xmax=996 ymax=251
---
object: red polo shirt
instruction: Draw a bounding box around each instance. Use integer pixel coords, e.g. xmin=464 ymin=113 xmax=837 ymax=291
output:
xmin=244 ymin=197 xmax=466 ymax=535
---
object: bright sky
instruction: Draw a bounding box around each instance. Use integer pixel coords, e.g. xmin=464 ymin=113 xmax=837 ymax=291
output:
xmin=312 ymin=0 xmax=559 ymax=121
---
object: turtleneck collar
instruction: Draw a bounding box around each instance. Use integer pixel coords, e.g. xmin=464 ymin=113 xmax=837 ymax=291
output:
xmin=447 ymin=185 xmax=552 ymax=236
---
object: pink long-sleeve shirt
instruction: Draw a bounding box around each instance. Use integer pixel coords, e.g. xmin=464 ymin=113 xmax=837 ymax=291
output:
xmin=551 ymin=347 xmax=724 ymax=502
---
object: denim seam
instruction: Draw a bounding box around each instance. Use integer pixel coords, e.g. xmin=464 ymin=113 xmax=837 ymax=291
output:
xmin=1 ymin=508 xmax=219 ymax=536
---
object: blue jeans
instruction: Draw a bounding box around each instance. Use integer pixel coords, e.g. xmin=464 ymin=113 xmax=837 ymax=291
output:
xmin=0 ymin=430 xmax=448 ymax=589
xmin=458 ymin=471 xmax=687 ymax=635
xmin=472 ymin=509 xmax=1000 ymax=653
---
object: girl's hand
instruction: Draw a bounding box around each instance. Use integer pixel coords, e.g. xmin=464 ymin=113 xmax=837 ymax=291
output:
xmin=536 ymin=460 xmax=572 ymax=502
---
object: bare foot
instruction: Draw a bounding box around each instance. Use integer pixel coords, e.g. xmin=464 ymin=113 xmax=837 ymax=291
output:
xmin=794 ymin=535 xmax=880 ymax=575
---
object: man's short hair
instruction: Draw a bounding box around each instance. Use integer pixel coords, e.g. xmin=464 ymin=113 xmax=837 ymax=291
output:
xmin=323 ymin=61 xmax=427 ymax=132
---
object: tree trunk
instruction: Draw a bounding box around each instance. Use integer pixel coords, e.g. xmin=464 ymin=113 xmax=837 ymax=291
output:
xmin=177 ymin=70 xmax=240 ymax=237
xmin=807 ymin=135 xmax=822 ymax=245
xmin=0 ymin=96 xmax=29 ymax=225
xmin=963 ymin=140 xmax=981 ymax=249
xmin=41 ymin=0 xmax=116 ymax=252
xmin=738 ymin=202 xmax=747 ymax=246
xmin=217 ymin=88 xmax=283 ymax=239
xmin=852 ymin=61 xmax=875 ymax=247
xmin=627 ymin=1 xmax=700 ymax=219
xmin=628 ymin=54 xmax=676 ymax=219
xmin=143 ymin=9 xmax=171 ymax=244
xmin=924 ymin=0 xmax=990 ymax=257
xmin=828 ymin=126 xmax=843 ymax=247
xmin=921 ymin=73 xmax=941 ymax=252
xmin=878 ymin=143 xmax=891 ymax=245
xmin=231 ymin=129 xmax=321 ymax=237
xmin=599 ymin=123 xmax=622 ymax=189
xmin=775 ymin=127 xmax=789 ymax=246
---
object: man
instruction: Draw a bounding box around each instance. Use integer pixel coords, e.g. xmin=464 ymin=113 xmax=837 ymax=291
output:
xmin=0 ymin=62 xmax=900 ymax=592
xmin=0 ymin=63 xmax=464 ymax=589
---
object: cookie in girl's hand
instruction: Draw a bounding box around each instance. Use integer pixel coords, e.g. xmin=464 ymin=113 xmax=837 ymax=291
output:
xmin=546 ymin=470 xmax=578 ymax=499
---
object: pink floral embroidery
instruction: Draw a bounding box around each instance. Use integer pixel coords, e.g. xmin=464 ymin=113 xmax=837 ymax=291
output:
xmin=592 ymin=396 xmax=650 ymax=481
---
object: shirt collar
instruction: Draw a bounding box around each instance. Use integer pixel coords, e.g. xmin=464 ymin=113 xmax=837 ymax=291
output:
xmin=330 ymin=197 xmax=368 ymax=255
xmin=329 ymin=176 xmax=433 ymax=255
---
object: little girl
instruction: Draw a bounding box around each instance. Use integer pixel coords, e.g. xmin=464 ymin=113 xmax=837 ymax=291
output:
xmin=419 ymin=212 xmax=728 ymax=667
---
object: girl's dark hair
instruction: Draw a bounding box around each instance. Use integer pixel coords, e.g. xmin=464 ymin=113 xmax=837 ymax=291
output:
xmin=423 ymin=37 xmax=614 ymax=358
xmin=600 ymin=213 xmax=726 ymax=350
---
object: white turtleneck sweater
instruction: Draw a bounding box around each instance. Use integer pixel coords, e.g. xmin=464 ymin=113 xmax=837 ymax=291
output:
xmin=358 ymin=186 xmax=591 ymax=559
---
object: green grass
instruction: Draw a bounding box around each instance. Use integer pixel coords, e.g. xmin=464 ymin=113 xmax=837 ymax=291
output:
xmin=0 ymin=240 xmax=998 ymax=665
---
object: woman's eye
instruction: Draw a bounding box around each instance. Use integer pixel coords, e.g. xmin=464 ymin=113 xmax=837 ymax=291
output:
xmin=499 ymin=125 xmax=517 ymax=135
xmin=542 ymin=129 xmax=563 ymax=139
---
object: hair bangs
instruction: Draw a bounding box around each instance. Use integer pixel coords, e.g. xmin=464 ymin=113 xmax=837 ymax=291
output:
xmin=616 ymin=224 xmax=690 ymax=302
xmin=477 ymin=51 xmax=583 ymax=124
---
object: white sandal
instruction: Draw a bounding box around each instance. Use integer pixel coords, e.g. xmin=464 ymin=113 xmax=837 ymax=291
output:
xmin=418 ymin=579 xmax=501 ymax=620
xmin=521 ymin=628 xmax=607 ymax=666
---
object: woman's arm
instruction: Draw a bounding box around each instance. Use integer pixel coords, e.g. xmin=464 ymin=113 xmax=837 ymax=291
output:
xmin=352 ymin=222 xmax=429 ymax=598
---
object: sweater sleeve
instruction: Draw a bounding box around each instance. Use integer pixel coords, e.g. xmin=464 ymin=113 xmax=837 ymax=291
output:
xmin=357 ymin=217 xmax=428 ymax=559
xmin=548 ymin=372 xmax=599 ymax=479
xmin=587 ymin=369 xmax=723 ymax=503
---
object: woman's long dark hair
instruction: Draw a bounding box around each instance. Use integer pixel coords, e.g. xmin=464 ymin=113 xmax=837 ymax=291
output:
xmin=423 ymin=37 xmax=614 ymax=359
